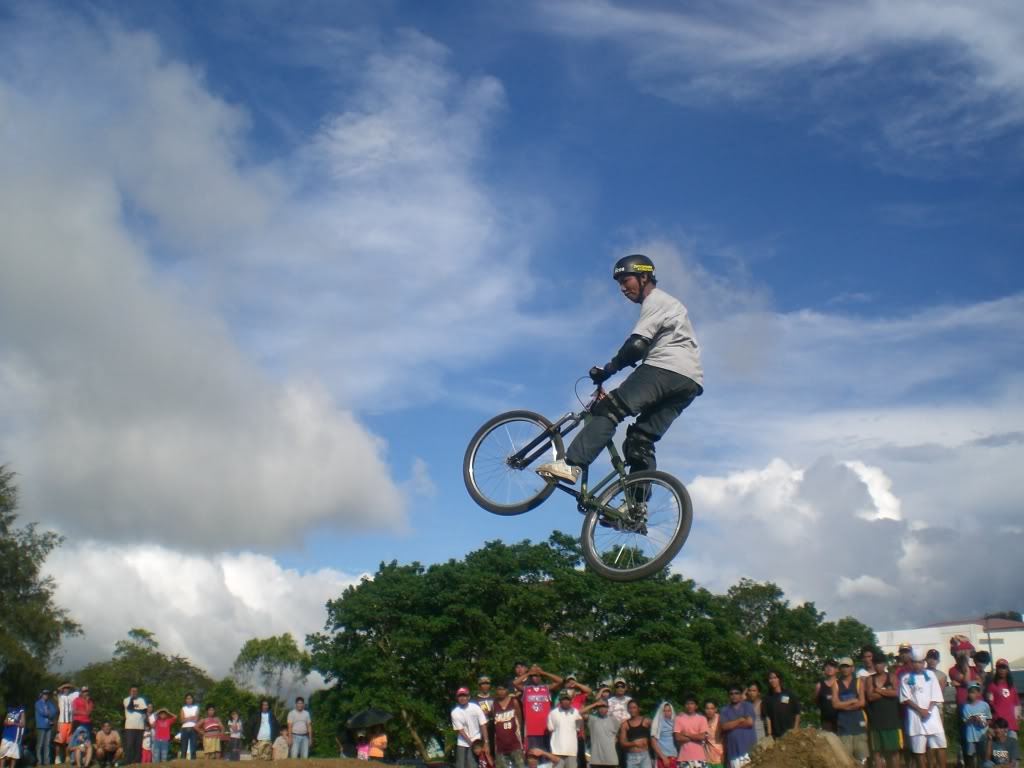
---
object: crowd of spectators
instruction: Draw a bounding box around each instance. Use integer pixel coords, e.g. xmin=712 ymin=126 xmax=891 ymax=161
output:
xmin=450 ymin=648 xmax=1020 ymax=768
xmin=0 ymin=687 xmax=314 ymax=767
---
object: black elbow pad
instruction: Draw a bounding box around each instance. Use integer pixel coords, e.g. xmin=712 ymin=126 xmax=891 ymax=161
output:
xmin=610 ymin=334 xmax=650 ymax=370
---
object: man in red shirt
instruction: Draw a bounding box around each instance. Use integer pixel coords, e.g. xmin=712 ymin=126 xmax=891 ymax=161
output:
xmin=71 ymin=689 xmax=93 ymax=731
xmin=515 ymin=666 xmax=563 ymax=751
xmin=493 ymin=681 xmax=526 ymax=768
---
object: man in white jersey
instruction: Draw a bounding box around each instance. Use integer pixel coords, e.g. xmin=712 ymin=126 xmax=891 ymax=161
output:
xmin=538 ymin=254 xmax=703 ymax=484
xmin=54 ymin=684 xmax=79 ymax=764
xmin=899 ymin=648 xmax=947 ymax=768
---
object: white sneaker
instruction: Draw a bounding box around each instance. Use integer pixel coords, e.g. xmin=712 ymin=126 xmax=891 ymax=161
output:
xmin=535 ymin=459 xmax=580 ymax=484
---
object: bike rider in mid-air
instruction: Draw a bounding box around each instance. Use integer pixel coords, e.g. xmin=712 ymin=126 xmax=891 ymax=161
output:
xmin=536 ymin=254 xmax=704 ymax=484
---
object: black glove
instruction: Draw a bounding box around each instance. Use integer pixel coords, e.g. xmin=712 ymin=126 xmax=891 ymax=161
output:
xmin=589 ymin=364 xmax=613 ymax=384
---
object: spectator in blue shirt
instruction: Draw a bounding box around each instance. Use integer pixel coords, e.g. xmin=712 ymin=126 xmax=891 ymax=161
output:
xmin=35 ymin=690 xmax=58 ymax=766
xmin=962 ymin=683 xmax=992 ymax=768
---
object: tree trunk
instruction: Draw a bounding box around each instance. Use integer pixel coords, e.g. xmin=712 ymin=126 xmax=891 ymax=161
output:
xmin=400 ymin=707 xmax=429 ymax=762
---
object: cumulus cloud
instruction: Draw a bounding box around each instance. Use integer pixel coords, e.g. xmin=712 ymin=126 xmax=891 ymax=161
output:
xmin=46 ymin=543 xmax=363 ymax=675
xmin=534 ymin=0 xmax=1024 ymax=164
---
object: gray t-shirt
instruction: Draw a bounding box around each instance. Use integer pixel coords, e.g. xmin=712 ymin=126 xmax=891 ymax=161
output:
xmin=632 ymin=287 xmax=703 ymax=387
xmin=588 ymin=714 xmax=621 ymax=766
xmin=287 ymin=709 xmax=311 ymax=735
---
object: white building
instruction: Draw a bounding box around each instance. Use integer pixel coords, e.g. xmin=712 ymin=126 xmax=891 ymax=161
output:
xmin=875 ymin=617 xmax=1024 ymax=671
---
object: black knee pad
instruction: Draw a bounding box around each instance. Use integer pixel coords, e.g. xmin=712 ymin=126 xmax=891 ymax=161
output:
xmin=591 ymin=392 xmax=631 ymax=425
xmin=623 ymin=424 xmax=656 ymax=471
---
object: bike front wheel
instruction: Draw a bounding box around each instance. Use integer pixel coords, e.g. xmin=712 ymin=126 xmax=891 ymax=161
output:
xmin=463 ymin=410 xmax=565 ymax=516
xmin=580 ymin=470 xmax=692 ymax=581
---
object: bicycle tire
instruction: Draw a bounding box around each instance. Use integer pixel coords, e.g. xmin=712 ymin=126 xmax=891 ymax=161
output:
xmin=463 ymin=410 xmax=565 ymax=516
xmin=579 ymin=469 xmax=692 ymax=581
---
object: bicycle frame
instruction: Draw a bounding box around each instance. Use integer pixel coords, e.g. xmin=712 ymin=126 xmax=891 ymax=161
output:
xmin=506 ymin=388 xmax=631 ymax=522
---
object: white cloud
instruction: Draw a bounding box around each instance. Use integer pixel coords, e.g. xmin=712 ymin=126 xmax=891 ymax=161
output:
xmin=46 ymin=543 xmax=363 ymax=676
xmin=535 ymin=0 xmax=1024 ymax=163
xmin=837 ymin=574 xmax=898 ymax=599
xmin=408 ymin=457 xmax=438 ymax=498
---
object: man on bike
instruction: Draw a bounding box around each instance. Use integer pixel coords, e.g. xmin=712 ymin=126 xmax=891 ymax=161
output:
xmin=536 ymin=254 xmax=703 ymax=484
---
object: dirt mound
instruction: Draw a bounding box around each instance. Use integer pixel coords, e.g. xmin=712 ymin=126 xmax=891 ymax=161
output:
xmin=749 ymin=728 xmax=856 ymax=768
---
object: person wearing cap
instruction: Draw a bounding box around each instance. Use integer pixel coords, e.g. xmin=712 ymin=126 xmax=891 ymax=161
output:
xmin=719 ymin=686 xmax=755 ymax=768
xmin=672 ymin=695 xmax=708 ymax=768
xmin=548 ymin=691 xmax=584 ymax=768
xmin=535 ymin=254 xmax=703 ymax=486
xmin=563 ymin=675 xmax=591 ymax=768
xmin=454 ymin=687 xmax=489 ymax=768
xmin=899 ymin=647 xmax=947 ymax=768
xmin=815 ymin=660 xmax=839 ymax=733
xmin=476 ymin=677 xmax=496 ymax=756
xmin=54 ymin=684 xmax=79 ymax=765
xmin=607 ymin=680 xmax=633 ymax=726
xmin=582 ymin=699 xmax=619 ymax=768
xmin=986 ymin=660 xmax=1019 ymax=741
xmin=493 ymin=680 xmax=526 ymax=768
xmin=763 ymin=670 xmax=801 ymax=739
xmin=896 ymin=644 xmax=915 ymax=680
xmin=515 ymin=666 xmax=563 ymax=752
xmin=832 ymin=657 xmax=869 ymax=763
xmin=962 ymin=682 xmax=992 ymax=768
xmin=35 ymin=689 xmax=58 ymax=765
xmin=985 ymin=717 xmax=1019 ymax=768
xmin=950 ymin=641 xmax=980 ymax=707
xmin=865 ymin=653 xmax=902 ymax=768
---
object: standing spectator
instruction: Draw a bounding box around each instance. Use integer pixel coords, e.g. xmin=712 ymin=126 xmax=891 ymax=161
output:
xmin=975 ymin=652 xmax=993 ymax=689
xmin=895 ymin=644 xmax=914 ymax=681
xmin=35 ymin=689 xmax=58 ymax=766
xmin=900 ymin=648 xmax=947 ymax=768
xmin=986 ymin=661 xmax=1019 ymax=741
xmin=815 ymin=660 xmax=839 ymax=733
xmin=67 ymin=726 xmax=92 ymax=768
xmin=583 ymin=700 xmax=618 ymax=768
xmin=745 ymin=683 xmax=766 ymax=743
xmin=564 ymin=675 xmax=592 ymax=768
xmin=865 ymin=654 xmax=902 ymax=768
xmin=0 ymin=703 xmax=26 ymax=768
xmin=272 ymin=730 xmax=290 ymax=761
xmin=179 ymin=693 xmax=200 ymax=761
xmin=859 ymin=649 xmax=876 ymax=680
xmin=476 ymin=677 xmax=496 ymax=755
xmin=517 ymin=667 xmax=563 ymax=751
xmin=287 ymin=697 xmax=313 ymax=759
xmin=617 ymin=701 xmax=652 ymax=768
xmin=703 ymin=701 xmax=723 ymax=768
xmin=94 ymin=721 xmax=124 ymax=767
xmin=950 ymin=642 xmax=979 ymax=705
xmin=226 ymin=710 xmax=244 ymax=762
xmin=142 ymin=720 xmax=153 ymax=764
xmin=673 ymin=695 xmax=708 ymax=768
xmin=198 ymin=705 xmax=224 ymax=759
xmin=493 ymin=681 xmax=526 ymax=768
xmin=925 ymin=651 xmax=949 ymax=692
xmin=763 ymin=671 xmax=801 ymax=739
xmin=71 ymin=688 xmax=93 ymax=733
xmin=123 ymin=685 xmax=148 ymax=765
xmin=985 ymin=718 xmax=1018 ymax=767
xmin=962 ymin=683 xmax=992 ymax=768
xmin=453 ymin=687 xmax=489 ymax=768
xmin=548 ymin=692 xmax=583 ymax=768
xmin=150 ymin=708 xmax=176 ymax=764
xmin=55 ymin=684 xmax=80 ymax=766
xmin=650 ymin=701 xmax=677 ymax=768
xmin=246 ymin=700 xmax=279 ymax=762
xmin=833 ymin=657 xmax=869 ymax=763
xmin=719 ymin=686 xmax=755 ymax=768
xmin=608 ymin=681 xmax=633 ymax=727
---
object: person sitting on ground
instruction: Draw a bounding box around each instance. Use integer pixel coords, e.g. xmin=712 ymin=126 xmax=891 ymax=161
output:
xmin=68 ymin=724 xmax=93 ymax=768
xmin=271 ymin=730 xmax=290 ymax=761
xmin=367 ymin=725 xmax=386 ymax=762
xmin=94 ymin=722 xmax=124 ymax=767
xmin=985 ymin=718 xmax=1018 ymax=768
xmin=962 ymin=682 xmax=992 ymax=768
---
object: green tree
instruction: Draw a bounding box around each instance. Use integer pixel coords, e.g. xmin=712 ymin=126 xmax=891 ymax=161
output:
xmin=231 ymin=633 xmax=310 ymax=716
xmin=0 ymin=466 xmax=81 ymax=704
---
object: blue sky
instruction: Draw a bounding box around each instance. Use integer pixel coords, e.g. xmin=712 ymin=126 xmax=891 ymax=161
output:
xmin=1 ymin=0 xmax=1022 ymax=673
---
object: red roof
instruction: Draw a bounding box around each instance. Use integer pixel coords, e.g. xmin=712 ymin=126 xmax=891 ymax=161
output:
xmin=923 ymin=617 xmax=1024 ymax=630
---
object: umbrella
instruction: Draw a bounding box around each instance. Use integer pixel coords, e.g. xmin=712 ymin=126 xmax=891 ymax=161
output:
xmin=347 ymin=708 xmax=393 ymax=729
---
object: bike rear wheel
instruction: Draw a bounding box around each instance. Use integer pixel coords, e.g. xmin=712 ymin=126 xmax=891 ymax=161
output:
xmin=580 ymin=469 xmax=692 ymax=581
xmin=463 ymin=410 xmax=565 ymax=516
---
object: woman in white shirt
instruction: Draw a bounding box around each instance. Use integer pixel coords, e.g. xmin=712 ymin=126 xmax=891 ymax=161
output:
xmin=179 ymin=694 xmax=199 ymax=761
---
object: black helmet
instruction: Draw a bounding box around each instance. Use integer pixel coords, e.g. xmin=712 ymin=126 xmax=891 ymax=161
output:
xmin=613 ymin=254 xmax=656 ymax=282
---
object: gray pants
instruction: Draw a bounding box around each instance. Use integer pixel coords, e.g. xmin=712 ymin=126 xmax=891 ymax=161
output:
xmin=37 ymin=728 xmax=53 ymax=765
xmin=456 ymin=746 xmax=479 ymax=768
xmin=566 ymin=365 xmax=701 ymax=470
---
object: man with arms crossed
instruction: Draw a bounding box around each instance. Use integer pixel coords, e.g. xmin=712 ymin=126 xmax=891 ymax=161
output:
xmin=900 ymin=649 xmax=947 ymax=768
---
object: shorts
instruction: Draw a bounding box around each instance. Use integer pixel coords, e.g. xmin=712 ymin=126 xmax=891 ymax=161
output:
xmin=908 ymin=733 xmax=947 ymax=755
xmin=728 ymin=757 xmax=750 ymax=768
xmin=657 ymin=758 xmax=677 ymax=768
xmin=840 ymin=734 xmax=870 ymax=761
xmin=870 ymin=729 xmax=902 ymax=753
xmin=0 ymin=740 xmax=21 ymax=760
xmin=57 ymin=723 xmax=73 ymax=745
